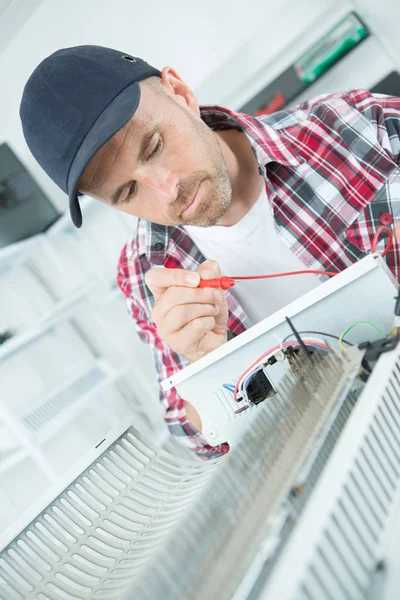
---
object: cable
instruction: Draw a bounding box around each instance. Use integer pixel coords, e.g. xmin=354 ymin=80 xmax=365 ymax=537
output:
xmin=242 ymin=342 xmax=332 ymax=391
xmin=234 ymin=343 xmax=289 ymax=402
xmin=371 ymin=226 xmax=393 ymax=257
xmin=233 ymin=339 xmax=330 ymax=403
xmin=198 ymin=270 xmax=338 ymax=289
xmin=232 ymin=270 xmax=339 ymax=280
xmin=282 ymin=330 xmax=354 ymax=347
xmin=338 ymin=321 xmax=385 ymax=352
xmin=198 ymin=226 xmax=394 ymax=290
xmin=285 ymin=315 xmax=311 ymax=358
xmin=238 ymin=340 xmax=331 ymax=402
xmin=222 ymin=383 xmax=236 ymax=393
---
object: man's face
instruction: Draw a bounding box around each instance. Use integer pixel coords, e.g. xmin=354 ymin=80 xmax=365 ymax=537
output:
xmin=79 ymin=71 xmax=232 ymax=227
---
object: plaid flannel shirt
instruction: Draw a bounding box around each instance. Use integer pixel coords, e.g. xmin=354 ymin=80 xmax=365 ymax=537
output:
xmin=117 ymin=89 xmax=400 ymax=459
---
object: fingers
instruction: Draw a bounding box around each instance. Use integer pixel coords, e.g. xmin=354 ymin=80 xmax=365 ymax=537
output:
xmin=144 ymin=261 xmax=228 ymax=361
xmin=195 ymin=263 xmax=228 ymax=331
xmin=170 ymin=316 xmax=217 ymax=349
xmin=145 ymin=267 xmax=200 ymax=301
xmin=154 ymin=286 xmax=219 ymax=322
xmin=196 ymin=259 xmax=221 ymax=279
xmin=145 ymin=260 xmax=222 ymax=301
xmin=162 ymin=302 xmax=219 ymax=336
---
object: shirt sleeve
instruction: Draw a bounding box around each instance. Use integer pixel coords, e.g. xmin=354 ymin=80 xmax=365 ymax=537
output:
xmin=344 ymin=89 xmax=400 ymax=164
xmin=117 ymin=243 xmax=229 ymax=460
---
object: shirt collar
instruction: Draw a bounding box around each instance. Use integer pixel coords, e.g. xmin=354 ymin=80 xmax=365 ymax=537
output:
xmin=200 ymin=104 xmax=304 ymax=169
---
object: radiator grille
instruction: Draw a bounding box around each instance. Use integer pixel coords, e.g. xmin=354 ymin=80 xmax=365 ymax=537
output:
xmin=0 ymin=427 xmax=218 ymax=599
xmin=260 ymin=348 xmax=400 ymax=600
xmin=299 ymin=364 xmax=400 ymax=600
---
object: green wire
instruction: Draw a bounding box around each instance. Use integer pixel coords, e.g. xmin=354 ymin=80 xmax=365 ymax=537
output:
xmin=339 ymin=321 xmax=384 ymax=351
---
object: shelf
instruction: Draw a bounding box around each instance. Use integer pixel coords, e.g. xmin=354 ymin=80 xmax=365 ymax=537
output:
xmin=0 ymin=360 xmax=124 ymax=477
xmin=0 ymin=234 xmax=44 ymax=275
xmin=0 ymin=280 xmax=97 ymax=362
xmin=37 ymin=280 xmax=98 ymax=326
xmin=25 ymin=360 xmax=119 ymax=444
xmin=0 ymin=448 xmax=28 ymax=476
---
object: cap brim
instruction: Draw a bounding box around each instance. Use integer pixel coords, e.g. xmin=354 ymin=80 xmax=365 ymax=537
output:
xmin=67 ymin=80 xmax=141 ymax=228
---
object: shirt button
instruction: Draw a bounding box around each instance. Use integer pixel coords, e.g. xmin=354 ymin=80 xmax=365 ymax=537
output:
xmin=153 ymin=242 xmax=164 ymax=251
xmin=380 ymin=212 xmax=393 ymax=225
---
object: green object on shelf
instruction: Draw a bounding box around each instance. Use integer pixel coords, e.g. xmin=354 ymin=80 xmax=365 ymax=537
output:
xmin=294 ymin=12 xmax=369 ymax=85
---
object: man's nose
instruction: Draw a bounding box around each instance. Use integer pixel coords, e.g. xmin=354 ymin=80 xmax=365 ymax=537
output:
xmin=139 ymin=166 xmax=180 ymax=205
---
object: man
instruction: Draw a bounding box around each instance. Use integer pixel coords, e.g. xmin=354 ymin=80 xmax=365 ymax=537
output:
xmin=20 ymin=45 xmax=400 ymax=459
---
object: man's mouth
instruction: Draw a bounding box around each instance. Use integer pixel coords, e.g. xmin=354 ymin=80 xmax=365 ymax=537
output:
xmin=181 ymin=181 xmax=203 ymax=216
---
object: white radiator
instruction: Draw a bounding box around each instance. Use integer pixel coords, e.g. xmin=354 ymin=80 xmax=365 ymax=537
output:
xmin=0 ymin=425 xmax=219 ymax=600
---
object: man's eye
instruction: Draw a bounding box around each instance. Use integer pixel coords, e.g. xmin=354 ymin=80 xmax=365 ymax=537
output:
xmin=126 ymin=181 xmax=137 ymax=199
xmin=149 ymin=136 xmax=163 ymax=158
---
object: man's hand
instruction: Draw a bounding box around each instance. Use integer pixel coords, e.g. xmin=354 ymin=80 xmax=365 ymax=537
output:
xmin=145 ymin=260 xmax=229 ymax=362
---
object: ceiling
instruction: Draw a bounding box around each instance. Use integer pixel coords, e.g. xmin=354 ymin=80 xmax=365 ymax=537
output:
xmin=0 ymin=0 xmax=13 ymax=15
xmin=0 ymin=0 xmax=44 ymax=56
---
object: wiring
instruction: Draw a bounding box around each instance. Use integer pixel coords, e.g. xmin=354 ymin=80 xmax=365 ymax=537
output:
xmin=232 ymin=270 xmax=339 ymax=280
xmin=198 ymin=226 xmax=394 ymax=290
xmin=338 ymin=321 xmax=384 ymax=352
xmin=232 ymin=339 xmax=331 ymax=403
xmin=282 ymin=330 xmax=353 ymax=347
xmin=371 ymin=226 xmax=393 ymax=257
xmin=198 ymin=270 xmax=338 ymax=289
xmin=241 ymin=343 xmax=331 ymax=395
xmin=222 ymin=383 xmax=236 ymax=393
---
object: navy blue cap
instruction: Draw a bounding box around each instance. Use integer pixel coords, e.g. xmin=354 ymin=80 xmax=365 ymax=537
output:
xmin=20 ymin=45 xmax=161 ymax=228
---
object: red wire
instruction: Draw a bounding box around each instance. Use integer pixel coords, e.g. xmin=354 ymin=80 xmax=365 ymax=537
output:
xmin=198 ymin=270 xmax=338 ymax=289
xmin=232 ymin=269 xmax=338 ymax=280
xmin=371 ymin=226 xmax=393 ymax=257
xmin=234 ymin=230 xmax=394 ymax=278
xmin=233 ymin=341 xmax=329 ymax=403
xmin=199 ymin=236 xmax=394 ymax=289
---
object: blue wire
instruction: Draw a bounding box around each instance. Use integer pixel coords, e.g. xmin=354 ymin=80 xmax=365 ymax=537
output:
xmin=222 ymin=384 xmax=235 ymax=393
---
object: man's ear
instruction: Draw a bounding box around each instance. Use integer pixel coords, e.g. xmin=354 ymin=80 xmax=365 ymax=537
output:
xmin=160 ymin=66 xmax=200 ymax=116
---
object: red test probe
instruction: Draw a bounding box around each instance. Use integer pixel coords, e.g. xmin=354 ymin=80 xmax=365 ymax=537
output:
xmin=197 ymin=270 xmax=339 ymax=289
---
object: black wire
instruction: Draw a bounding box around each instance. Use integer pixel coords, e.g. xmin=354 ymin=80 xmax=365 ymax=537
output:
xmin=285 ymin=316 xmax=312 ymax=358
xmin=282 ymin=330 xmax=354 ymax=346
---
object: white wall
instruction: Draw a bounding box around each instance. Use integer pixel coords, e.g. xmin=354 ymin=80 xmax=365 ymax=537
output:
xmin=0 ymin=0 xmax=45 ymax=55
xmin=196 ymin=0 xmax=400 ymax=108
xmin=352 ymin=0 xmax=400 ymax=69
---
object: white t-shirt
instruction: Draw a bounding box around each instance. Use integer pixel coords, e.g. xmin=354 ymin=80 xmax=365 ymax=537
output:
xmin=184 ymin=185 xmax=321 ymax=325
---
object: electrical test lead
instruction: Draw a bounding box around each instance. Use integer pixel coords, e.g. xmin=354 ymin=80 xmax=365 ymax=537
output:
xmin=198 ymin=228 xmax=395 ymax=290
xmin=198 ymin=270 xmax=338 ymax=289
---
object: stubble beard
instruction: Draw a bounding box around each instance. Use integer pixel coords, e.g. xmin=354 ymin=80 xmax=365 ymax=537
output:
xmin=174 ymin=152 xmax=232 ymax=227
